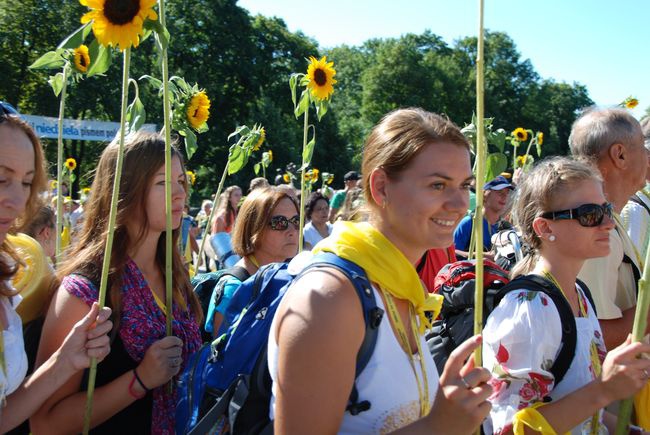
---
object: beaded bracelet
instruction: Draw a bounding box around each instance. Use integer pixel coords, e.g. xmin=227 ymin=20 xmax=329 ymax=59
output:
xmin=128 ymin=371 xmax=146 ymax=400
xmin=133 ymin=368 xmax=150 ymax=393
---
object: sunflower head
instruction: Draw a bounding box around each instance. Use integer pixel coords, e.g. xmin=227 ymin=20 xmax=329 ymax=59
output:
xmin=81 ymin=187 xmax=91 ymax=195
xmin=80 ymin=0 xmax=158 ymax=51
xmin=512 ymin=127 xmax=528 ymax=142
xmin=73 ymin=44 xmax=91 ymax=73
xmin=186 ymin=91 xmax=210 ymax=130
xmin=306 ymin=56 xmax=337 ymax=101
xmin=186 ymin=170 xmax=196 ymax=186
xmin=65 ymin=158 xmax=77 ymax=171
xmin=268 ymin=150 xmax=273 ymax=162
xmin=624 ymin=97 xmax=639 ymax=109
xmin=253 ymin=127 xmax=266 ymax=151
xmin=311 ymin=168 xmax=319 ymax=182
xmin=283 ymin=173 xmax=291 ymax=183
xmin=536 ymin=132 xmax=544 ymax=145
xmin=325 ymin=173 xmax=334 ymax=185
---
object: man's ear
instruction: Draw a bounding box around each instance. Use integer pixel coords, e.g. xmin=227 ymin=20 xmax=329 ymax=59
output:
xmin=607 ymin=143 xmax=628 ymax=170
xmin=368 ymin=168 xmax=388 ymax=208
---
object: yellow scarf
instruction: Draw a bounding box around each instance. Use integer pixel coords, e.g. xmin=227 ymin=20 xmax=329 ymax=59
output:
xmin=313 ymin=221 xmax=442 ymax=332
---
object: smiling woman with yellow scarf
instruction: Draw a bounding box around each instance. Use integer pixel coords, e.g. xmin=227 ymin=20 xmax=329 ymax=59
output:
xmin=268 ymin=108 xmax=493 ymax=434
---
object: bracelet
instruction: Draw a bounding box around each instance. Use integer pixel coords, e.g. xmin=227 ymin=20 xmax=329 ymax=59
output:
xmin=128 ymin=371 xmax=146 ymax=400
xmin=628 ymin=424 xmax=644 ymax=435
xmin=133 ymin=368 xmax=150 ymax=392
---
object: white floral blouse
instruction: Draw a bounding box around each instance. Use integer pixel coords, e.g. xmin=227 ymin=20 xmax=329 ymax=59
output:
xmin=482 ymin=283 xmax=607 ymax=435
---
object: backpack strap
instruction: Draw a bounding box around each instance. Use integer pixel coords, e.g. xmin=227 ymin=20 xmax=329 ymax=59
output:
xmin=575 ymin=278 xmax=597 ymax=318
xmin=629 ymin=193 xmax=650 ymax=216
xmin=494 ymin=274 xmax=577 ymax=389
xmin=622 ymin=254 xmax=642 ymax=292
xmin=212 ymin=265 xmax=251 ymax=307
xmin=301 ymin=252 xmax=384 ymax=415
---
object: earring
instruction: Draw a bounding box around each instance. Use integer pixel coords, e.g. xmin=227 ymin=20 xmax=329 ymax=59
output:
xmin=549 ymin=235 xmax=556 ymax=242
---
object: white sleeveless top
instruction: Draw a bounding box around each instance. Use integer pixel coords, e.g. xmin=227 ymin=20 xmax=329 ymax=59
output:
xmin=268 ymin=283 xmax=439 ymax=434
xmin=1 ymin=293 xmax=28 ymax=400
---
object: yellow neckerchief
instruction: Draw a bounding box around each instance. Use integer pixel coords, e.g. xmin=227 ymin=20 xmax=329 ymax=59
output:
xmin=380 ymin=287 xmax=430 ymax=417
xmin=513 ymin=402 xmax=568 ymax=435
xmin=542 ymin=270 xmax=602 ymax=435
xmin=614 ymin=212 xmax=643 ymax=269
xmin=312 ymin=221 xmax=442 ymax=332
xmin=248 ymin=255 xmax=260 ymax=269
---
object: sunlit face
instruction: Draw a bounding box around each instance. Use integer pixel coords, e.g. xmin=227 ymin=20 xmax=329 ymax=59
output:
xmin=145 ymin=155 xmax=187 ymax=234
xmin=0 ymin=124 xmax=35 ymax=244
xmin=310 ymin=198 xmax=329 ymax=226
xmin=625 ymin=134 xmax=649 ymax=194
xmin=381 ymin=142 xmax=473 ymax=253
xmin=230 ymin=188 xmax=242 ymax=209
xmin=540 ymin=178 xmax=614 ymax=260
xmin=256 ymin=197 xmax=299 ymax=262
xmin=484 ymin=188 xmax=512 ymax=216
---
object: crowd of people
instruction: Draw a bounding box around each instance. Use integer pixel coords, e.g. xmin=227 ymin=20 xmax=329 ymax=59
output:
xmin=1 ymin=99 xmax=650 ymax=434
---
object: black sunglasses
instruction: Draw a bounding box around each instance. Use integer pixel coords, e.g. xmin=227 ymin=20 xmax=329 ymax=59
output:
xmin=269 ymin=214 xmax=300 ymax=231
xmin=540 ymin=202 xmax=613 ymax=227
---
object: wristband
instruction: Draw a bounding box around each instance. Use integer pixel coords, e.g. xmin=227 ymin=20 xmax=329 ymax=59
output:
xmin=133 ymin=368 xmax=150 ymax=392
xmin=628 ymin=424 xmax=643 ymax=435
xmin=128 ymin=371 xmax=146 ymax=399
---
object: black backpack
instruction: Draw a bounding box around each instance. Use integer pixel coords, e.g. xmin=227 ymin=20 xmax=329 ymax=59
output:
xmin=192 ymin=266 xmax=251 ymax=342
xmin=427 ymin=262 xmax=595 ymax=389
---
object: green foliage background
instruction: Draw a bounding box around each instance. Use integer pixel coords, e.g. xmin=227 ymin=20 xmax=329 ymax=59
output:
xmin=0 ymin=0 xmax=606 ymax=204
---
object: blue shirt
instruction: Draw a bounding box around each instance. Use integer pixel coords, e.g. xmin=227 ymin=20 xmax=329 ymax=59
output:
xmin=205 ymin=276 xmax=243 ymax=334
xmin=453 ymin=214 xmax=500 ymax=252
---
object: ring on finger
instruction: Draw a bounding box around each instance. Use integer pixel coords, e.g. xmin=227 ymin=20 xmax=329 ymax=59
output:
xmin=460 ymin=376 xmax=472 ymax=389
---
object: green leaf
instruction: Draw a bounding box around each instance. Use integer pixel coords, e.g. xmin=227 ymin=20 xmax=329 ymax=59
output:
xmin=315 ymin=98 xmax=329 ymax=121
xmin=29 ymin=49 xmax=66 ymax=70
xmin=294 ymin=90 xmax=309 ymax=118
xmin=48 ymin=72 xmax=65 ymax=97
xmin=262 ymin=151 xmax=271 ymax=166
xmin=86 ymin=40 xmax=112 ymax=77
xmin=489 ymin=128 xmax=507 ymax=153
xmin=170 ymin=76 xmax=191 ymax=94
xmin=302 ymin=125 xmax=316 ymax=167
xmin=536 ymin=141 xmax=542 ymax=158
xmin=184 ymin=128 xmax=197 ymax=160
xmin=69 ymin=173 xmax=76 ymax=183
xmin=228 ymin=145 xmax=247 ymax=175
xmin=57 ymin=22 xmax=91 ymax=49
xmin=145 ymin=18 xmax=170 ymax=52
xmin=140 ymin=74 xmax=163 ymax=90
xmin=485 ymin=153 xmax=508 ymax=181
xmin=289 ymin=74 xmax=298 ymax=107
xmin=254 ymin=162 xmax=261 ymax=175
xmin=228 ymin=125 xmax=250 ymax=141
xmin=126 ymin=96 xmax=146 ymax=134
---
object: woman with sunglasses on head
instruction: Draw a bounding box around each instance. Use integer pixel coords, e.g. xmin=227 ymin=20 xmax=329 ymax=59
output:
xmin=31 ymin=132 xmax=202 ymax=434
xmin=0 ymin=109 xmax=112 ymax=432
xmin=483 ymin=157 xmax=650 ymax=435
xmin=270 ymin=108 xmax=492 ymax=434
xmin=205 ymin=186 xmax=299 ymax=337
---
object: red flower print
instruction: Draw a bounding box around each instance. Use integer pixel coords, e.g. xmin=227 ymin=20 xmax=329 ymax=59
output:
xmin=520 ymin=382 xmax=536 ymax=402
xmin=488 ymin=378 xmax=508 ymax=400
xmin=496 ymin=343 xmax=510 ymax=364
xmin=540 ymin=296 xmax=548 ymax=306
xmin=529 ymin=372 xmax=552 ymax=397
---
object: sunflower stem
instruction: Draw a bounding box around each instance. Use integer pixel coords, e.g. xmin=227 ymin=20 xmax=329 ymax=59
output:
xmin=521 ymin=136 xmax=535 ymax=170
xmin=82 ymin=47 xmax=131 ymax=435
xmin=55 ymin=64 xmax=70 ymax=265
xmin=473 ymin=0 xmax=486 ymax=374
xmin=196 ymin=163 xmax=229 ymax=271
xmin=298 ymin=109 xmax=309 ymax=253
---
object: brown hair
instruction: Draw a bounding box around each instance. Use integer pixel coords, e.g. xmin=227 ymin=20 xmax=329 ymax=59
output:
xmin=510 ymin=156 xmax=602 ymax=278
xmin=19 ymin=204 xmax=55 ymax=238
xmin=361 ymin=107 xmax=470 ymax=208
xmin=231 ymin=187 xmax=299 ymax=257
xmin=1 ymin=115 xmax=48 ymax=296
xmin=56 ymin=131 xmax=201 ymax=327
xmin=216 ymin=185 xmax=241 ymax=229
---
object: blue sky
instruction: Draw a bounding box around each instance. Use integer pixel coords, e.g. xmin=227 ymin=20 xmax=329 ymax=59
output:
xmin=238 ymin=0 xmax=649 ymax=119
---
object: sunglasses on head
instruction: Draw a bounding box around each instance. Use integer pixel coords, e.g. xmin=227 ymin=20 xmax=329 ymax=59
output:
xmin=0 ymin=101 xmax=18 ymax=118
xmin=269 ymin=214 xmax=300 ymax=231
xmin=540 ymin=202 xmax=613 ymax=227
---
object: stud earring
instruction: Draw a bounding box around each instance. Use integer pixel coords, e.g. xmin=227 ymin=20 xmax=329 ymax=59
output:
xmin=549 ymin=235 xmax=556 ymax=242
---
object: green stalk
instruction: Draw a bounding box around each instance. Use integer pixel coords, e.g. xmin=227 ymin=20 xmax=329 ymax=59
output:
xmin=521 ymin=136 xmax=535 ymax=169
xmin=55 ymin=64 xmax=70 ymax=265
xmin=83 ymin=47 xmax=131 ymax=435
xmin=158 ymin=0 xmax=173 ymax=338
xmin=298 ymin=109 xmax=309 ymax=253
xmin=473 ymin=0 xmax=486 ymax=368
xmin=196 ymin=163 xmax=229 ymax=270
xmin=262 ymin=163 xmax=266 ymax=180
xmin=615 ymin=244 xmax=650 ymax=434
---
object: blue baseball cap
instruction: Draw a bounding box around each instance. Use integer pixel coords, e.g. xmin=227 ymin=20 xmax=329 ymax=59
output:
xmin=483 ymin=175 xmax=514 ymax=191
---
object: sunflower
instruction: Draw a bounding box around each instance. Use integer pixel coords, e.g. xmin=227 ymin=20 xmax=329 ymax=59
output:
xmin=253 ymin=127 xmax=266 ymax=151
xmin=306 ymin=56 xmax=337 ymax=101
xmin=283 ymin=173 xmax=291 ymax=183
xmin=625 ymin=97 xmax=639 ymax=109
xmin=268 ymin=150 xmax=273 ymax=162
xmin=65 ymin=158 xmax=77 ymax=171
xmin=73 ymin=44 xmax=90 ymax=73
xmin=81 ymin=187 xmax=91 ymax=194
xmin=516 ymin=155 xmax=527 ymax=167
xmin=80 ymin=0 xmax=158 ymax=51
xmin=186 ymin=170 xmax=196 ymax=186
xmin=512 ymin=127 xmax=528 ymax=142
xmin=325 ymin=174 xmax=334 ymax=185
xmin=49 ymin=180 xmax=58 ymax=191
xmin=537 ymin=132 xmax=544 ymax=145
xmin=311 ymin=168 xmax=319 ymax=182
xmin=186 ymin=91 xmax=210 ymax=130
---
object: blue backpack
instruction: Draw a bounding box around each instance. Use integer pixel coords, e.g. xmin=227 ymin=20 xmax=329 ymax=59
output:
xmin=175 ymin=252 xmax=385 ymax=435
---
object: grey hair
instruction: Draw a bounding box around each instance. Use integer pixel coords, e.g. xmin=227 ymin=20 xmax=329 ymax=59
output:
xmin=569 ymin=107 xmax=643 ymax=159
xmin=640 ymin=117 xmax=650 ymax=151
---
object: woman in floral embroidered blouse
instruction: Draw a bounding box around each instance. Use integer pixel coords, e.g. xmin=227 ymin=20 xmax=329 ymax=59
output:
xmin=483 ymin=157 xmax=650 ymax=434
xmin=31 ymin=132 xmax=202 ymax=434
